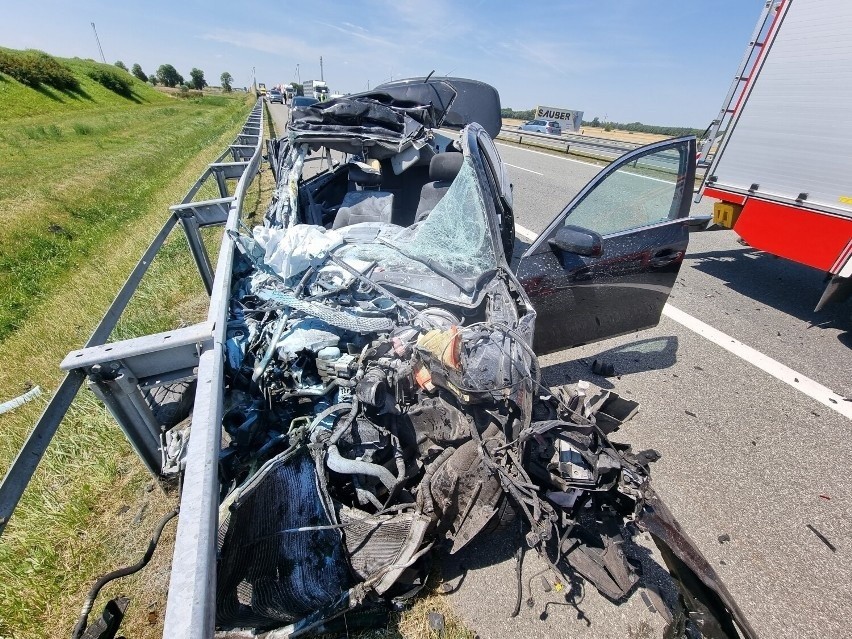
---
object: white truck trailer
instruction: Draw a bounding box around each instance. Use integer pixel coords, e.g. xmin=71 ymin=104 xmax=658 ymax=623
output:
xmin=303 ymin=80 xmax=329 ymax=101
xmin=697 ymin=0 xmax=852 ymax=309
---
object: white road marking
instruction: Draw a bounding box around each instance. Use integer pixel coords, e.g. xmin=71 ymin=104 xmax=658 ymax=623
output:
xmin=515 ymin=224 xmax=538 ymax=242
xmin=504 ymin=163 xmax=543 ymax=176
xmin=513 ymin=224 xmax=851 ymax=419
xmin=662 ymin=304 xmax=852 ymax=419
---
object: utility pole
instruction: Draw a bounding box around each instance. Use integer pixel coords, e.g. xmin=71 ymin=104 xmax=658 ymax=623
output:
xmin=296 ymin=64 xmax=301 ymax=84
xmin=320 ymin=56 xmax=324 ymax=81
xmin=90 ymin=22 xmax=106 ymax=63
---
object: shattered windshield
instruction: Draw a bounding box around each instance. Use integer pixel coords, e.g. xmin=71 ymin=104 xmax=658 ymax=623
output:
xmin=404 ymin=158 xmax=496 ymax=276
xmin=341 ymin=158 xmax=497 ymax=284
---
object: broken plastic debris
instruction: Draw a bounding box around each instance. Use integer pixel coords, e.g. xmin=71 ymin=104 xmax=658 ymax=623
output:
xmin=0 ymin=385 xmax=42 ymax=416
xmin=417 ymin=326 xmax=461 ymax=370
xmin=413 ymin=362 xmax=435 ymax=392
xmin=591 ymin=359 xmax=615 ymax=376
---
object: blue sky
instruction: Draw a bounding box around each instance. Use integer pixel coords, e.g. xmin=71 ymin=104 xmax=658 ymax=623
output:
xmin=2 ymin=0 xmax=763 ymax=127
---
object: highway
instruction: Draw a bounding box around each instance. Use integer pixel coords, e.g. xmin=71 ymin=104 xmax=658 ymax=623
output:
xmin=267 ymin=102 xmax=852 ymax=639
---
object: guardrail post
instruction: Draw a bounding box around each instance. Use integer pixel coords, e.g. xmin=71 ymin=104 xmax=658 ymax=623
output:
xmin=176 ymin=211 xmax=215 ymax=294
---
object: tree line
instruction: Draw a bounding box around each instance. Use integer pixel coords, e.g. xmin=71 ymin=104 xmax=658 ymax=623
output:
xmin=113 ymin=60 xmax=235 ymax=93
xmin=501 ymin=107 xmax=703 ymax=137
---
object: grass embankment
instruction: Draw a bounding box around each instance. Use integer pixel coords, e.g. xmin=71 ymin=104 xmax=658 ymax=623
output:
xmin=0 ymin=47 xmax=254 ymax=639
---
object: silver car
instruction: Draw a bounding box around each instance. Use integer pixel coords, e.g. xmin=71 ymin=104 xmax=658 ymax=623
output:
xmin=520 ymin=118 xmax=562 ymax=135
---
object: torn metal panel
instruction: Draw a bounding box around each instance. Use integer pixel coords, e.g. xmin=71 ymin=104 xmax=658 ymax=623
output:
xmin=639 ymin=489 xmax=760 ymax=639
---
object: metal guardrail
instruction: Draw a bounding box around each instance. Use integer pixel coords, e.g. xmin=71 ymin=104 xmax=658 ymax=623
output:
xmin=0 ymin=101 xmax=265 ymax=544
xmin=162 ymin=101 xmax=265 ymax=639
xmin=496 ymin=125 xmax=641 ymax=158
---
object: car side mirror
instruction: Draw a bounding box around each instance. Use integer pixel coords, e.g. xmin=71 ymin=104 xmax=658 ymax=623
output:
xmin=548 ymin=225 xmax=603 ymax=257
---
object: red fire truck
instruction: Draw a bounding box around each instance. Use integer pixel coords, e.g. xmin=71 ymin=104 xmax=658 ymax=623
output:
xmin=697 ymin=0 xmax=852 ymax=310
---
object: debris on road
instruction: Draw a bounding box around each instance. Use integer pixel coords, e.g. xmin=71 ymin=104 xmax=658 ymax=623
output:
xmin=591 ymin=358 xmax=615 ymax=377
xmin=806 ymin=524 xmax=837 ymax=552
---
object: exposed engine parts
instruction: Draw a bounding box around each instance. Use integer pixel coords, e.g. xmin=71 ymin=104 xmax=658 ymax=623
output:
xmin=210 ymin=223 xmax=756 ymax=639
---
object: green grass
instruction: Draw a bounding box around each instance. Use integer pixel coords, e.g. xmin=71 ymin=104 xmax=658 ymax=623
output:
xmin=0 ymin=48 xmax=79 ymax=92
xmin=0 ymin=47 xmax=170 ymax=122
xmin=0 ymin=79 xmax=247 ymax=340
xmin=0 ymin=45 xmax=256 ymax=638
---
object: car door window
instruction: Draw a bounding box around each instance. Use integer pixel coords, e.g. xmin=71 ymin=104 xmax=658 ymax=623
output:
xmin=563 ymin=144 xmax=689 ymax=236
xmin=515 ymin=136 xmax=696 ymax=354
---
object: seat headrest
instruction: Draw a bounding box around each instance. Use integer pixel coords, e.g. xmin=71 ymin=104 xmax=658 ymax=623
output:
xmin=429 ymin=152 xmax=464 ymax=183
xmin=348 ymin=161 xmax=382 ymax=186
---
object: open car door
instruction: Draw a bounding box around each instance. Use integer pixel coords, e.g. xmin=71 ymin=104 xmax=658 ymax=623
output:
xmin=516 ymin=136 xmax=697 ymax=355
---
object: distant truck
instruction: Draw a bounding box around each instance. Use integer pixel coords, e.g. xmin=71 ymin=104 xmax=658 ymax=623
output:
xmin=303 ymin=80 xmax=329 ymax=101
xmin=257 ymin=82 xmax=267 ymax=97
xmin=283 ymin=84 xmax=296 ymax=101
xmin=697 ymin=0 xmax=852 ymax=309
xmin=533 ymin=105 xmax=583 ymax=133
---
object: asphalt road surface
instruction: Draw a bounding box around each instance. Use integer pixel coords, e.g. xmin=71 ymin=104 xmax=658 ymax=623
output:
xmin=266 ymin=102 xmax=852 ymax=638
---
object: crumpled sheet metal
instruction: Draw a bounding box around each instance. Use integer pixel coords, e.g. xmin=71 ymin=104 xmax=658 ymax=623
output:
xmin=639 ymin=488 xmax=759 ymax=639
xmin=209 ymin=119 xmax=757 ymax=639
xmin=252 ymin=284 xmax=395 ymax=335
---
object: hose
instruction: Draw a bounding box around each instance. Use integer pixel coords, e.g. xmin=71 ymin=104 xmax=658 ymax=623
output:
xmin=326 ymin=445 xmax=399 ymax=493
xmin=71 ymin=508 xmax=179 ymax=639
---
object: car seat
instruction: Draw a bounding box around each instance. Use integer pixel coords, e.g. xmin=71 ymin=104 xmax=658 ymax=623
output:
xmin=332 ymin=162 xmax=394 ymax=229
xmin=414 ymin=152 xmax=464 ymax=223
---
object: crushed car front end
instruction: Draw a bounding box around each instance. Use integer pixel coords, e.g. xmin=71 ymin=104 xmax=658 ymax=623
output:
xmin=48 ymin=80 xmax=758 ymax=639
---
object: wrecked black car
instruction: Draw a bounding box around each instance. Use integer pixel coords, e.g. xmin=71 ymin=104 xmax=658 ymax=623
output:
xmin=51 ymin=78 xmax=754 ymax=639
xmin=204 ymin=78 xmax=756 ymax=638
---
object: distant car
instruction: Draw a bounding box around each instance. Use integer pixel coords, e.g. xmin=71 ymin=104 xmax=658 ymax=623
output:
xmin=267 ymin=89 xmax=283 ymax=104
xmin=288 ymin=95 xmax=320 ymax=124
xmin=520 ymin=119 xmax=562 ymax=135
xmin=291 ymin=96 xmax=319 ymax=108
